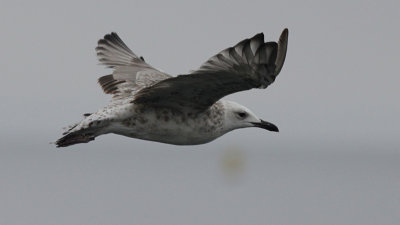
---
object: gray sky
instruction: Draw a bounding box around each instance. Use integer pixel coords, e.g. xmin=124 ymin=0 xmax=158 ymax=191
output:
xmin=1 ymin=0 xmax=399 ymax=225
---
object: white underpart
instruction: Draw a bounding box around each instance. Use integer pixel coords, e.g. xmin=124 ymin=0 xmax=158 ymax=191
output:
xmin=68 ymin=100 xmax=261 ymax=145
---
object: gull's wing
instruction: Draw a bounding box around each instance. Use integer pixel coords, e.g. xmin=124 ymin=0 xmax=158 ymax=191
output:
xmin=133 ymin=28 xmax=288 ymax=111
xmin=96 ymin=33 xmax=171 ymax=99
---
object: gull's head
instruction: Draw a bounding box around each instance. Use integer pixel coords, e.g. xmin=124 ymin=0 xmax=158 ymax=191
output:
xmin=222 ymin=100 xmax=279 ymax=133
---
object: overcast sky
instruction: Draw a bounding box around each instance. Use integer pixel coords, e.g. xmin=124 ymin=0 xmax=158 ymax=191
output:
xmin=1 ymin=0 xmax=399 ymax=225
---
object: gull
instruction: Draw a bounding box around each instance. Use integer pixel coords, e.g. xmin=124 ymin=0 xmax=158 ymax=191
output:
xmin=56 ymin=29 xmax=288 ymax=147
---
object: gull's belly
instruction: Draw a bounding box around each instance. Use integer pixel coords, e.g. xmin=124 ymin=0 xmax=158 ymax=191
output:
xmin=133 ymin=122 xmax=218 ymax=145
xmin=111 ymin=106 xmax=225 ymax=145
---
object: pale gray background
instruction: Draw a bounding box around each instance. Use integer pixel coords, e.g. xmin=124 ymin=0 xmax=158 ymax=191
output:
xmin=1 ymin=0 xmax=399 ymax=225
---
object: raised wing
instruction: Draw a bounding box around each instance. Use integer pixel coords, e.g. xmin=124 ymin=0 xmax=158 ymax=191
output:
xmin=96 ymin=32 xmax=171 ymax=99
xmin=133 ymin=28 xmax=288 ymax=111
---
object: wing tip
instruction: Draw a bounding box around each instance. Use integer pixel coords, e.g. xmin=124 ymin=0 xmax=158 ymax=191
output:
xmin=282 ymin=28 xmax=289 ymax=35
xmin=280 ymin=28 xmax=289 ymax=44
xmin=274 ymin=28 xmax=289 ymax=75
xmin=103 ymin=31 xmax=118 ymax=39
xmin=252 ymin=32 xmax=264 ymax=40
xmin=95 ymin=32 xmax=138 ymax=67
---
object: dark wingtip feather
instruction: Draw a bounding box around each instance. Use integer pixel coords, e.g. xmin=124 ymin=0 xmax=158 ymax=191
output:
xmin=264 ymin=42 xmax=278 ymax=73
xmin=96 ymin=32 xmax=134 ymax=55
xmin=249 ymin=33 xmax=265 ymax=55
xmin=274 ymin=28 xmax=289 ymax=75
xmin=251 ymin=33 xmax=264 ymax=41
xmin=98 ymin=74 xmax=126 ymax=94
xmin=282 ymin=28 xmax=289 ymax=37
xmin=97 ymin=39 xmax=107 ymax=45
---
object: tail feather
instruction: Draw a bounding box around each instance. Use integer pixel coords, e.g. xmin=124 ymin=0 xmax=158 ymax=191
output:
xmin=56 ymin=130 xmax=96 ymax=147
xmin=57 ymin=114 xmax=111 ymax=147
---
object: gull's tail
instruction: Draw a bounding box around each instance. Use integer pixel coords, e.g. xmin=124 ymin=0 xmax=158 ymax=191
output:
xmin=56 ymin=128 xmax=97 ymax=147
xmin=56 ymin=114 xmax=108 ymax=148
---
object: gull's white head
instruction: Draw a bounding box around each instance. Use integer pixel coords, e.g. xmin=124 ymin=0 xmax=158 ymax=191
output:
xmin=222 ymin=100 xmax=279 ymax=133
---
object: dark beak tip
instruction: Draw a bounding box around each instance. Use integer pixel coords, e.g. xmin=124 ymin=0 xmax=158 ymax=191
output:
xmin=253 ymin=120 xmax=279 ymax=132
xmin=268 ymin=124 xmax=279 ymax=132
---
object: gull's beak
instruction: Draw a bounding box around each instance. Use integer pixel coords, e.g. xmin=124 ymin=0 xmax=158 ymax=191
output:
xmin=252 ymin=120 xmax=279 ymax=132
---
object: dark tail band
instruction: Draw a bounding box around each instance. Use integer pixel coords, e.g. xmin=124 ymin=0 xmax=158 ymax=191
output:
xmin=56 ymin=131 xmax=96 ymax=147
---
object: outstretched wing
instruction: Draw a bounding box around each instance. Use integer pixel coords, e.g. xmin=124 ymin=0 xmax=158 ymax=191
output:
xmin=133 ymin=28 xmax=288 ymax=111
xmin=96 ymin=32 xmax=171 ymax=99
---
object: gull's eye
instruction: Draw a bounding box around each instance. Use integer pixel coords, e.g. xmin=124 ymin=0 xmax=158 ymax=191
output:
xmin=237 ymin=112 xmax=247 ymax=119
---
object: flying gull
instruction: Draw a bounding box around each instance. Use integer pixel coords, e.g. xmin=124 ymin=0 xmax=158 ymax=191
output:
xmin=56 ymin=29 xmax=289 ymax=147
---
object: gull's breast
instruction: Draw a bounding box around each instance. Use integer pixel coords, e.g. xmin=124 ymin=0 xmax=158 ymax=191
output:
xmin=113 ymin=104 xmax=225 ymax=145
